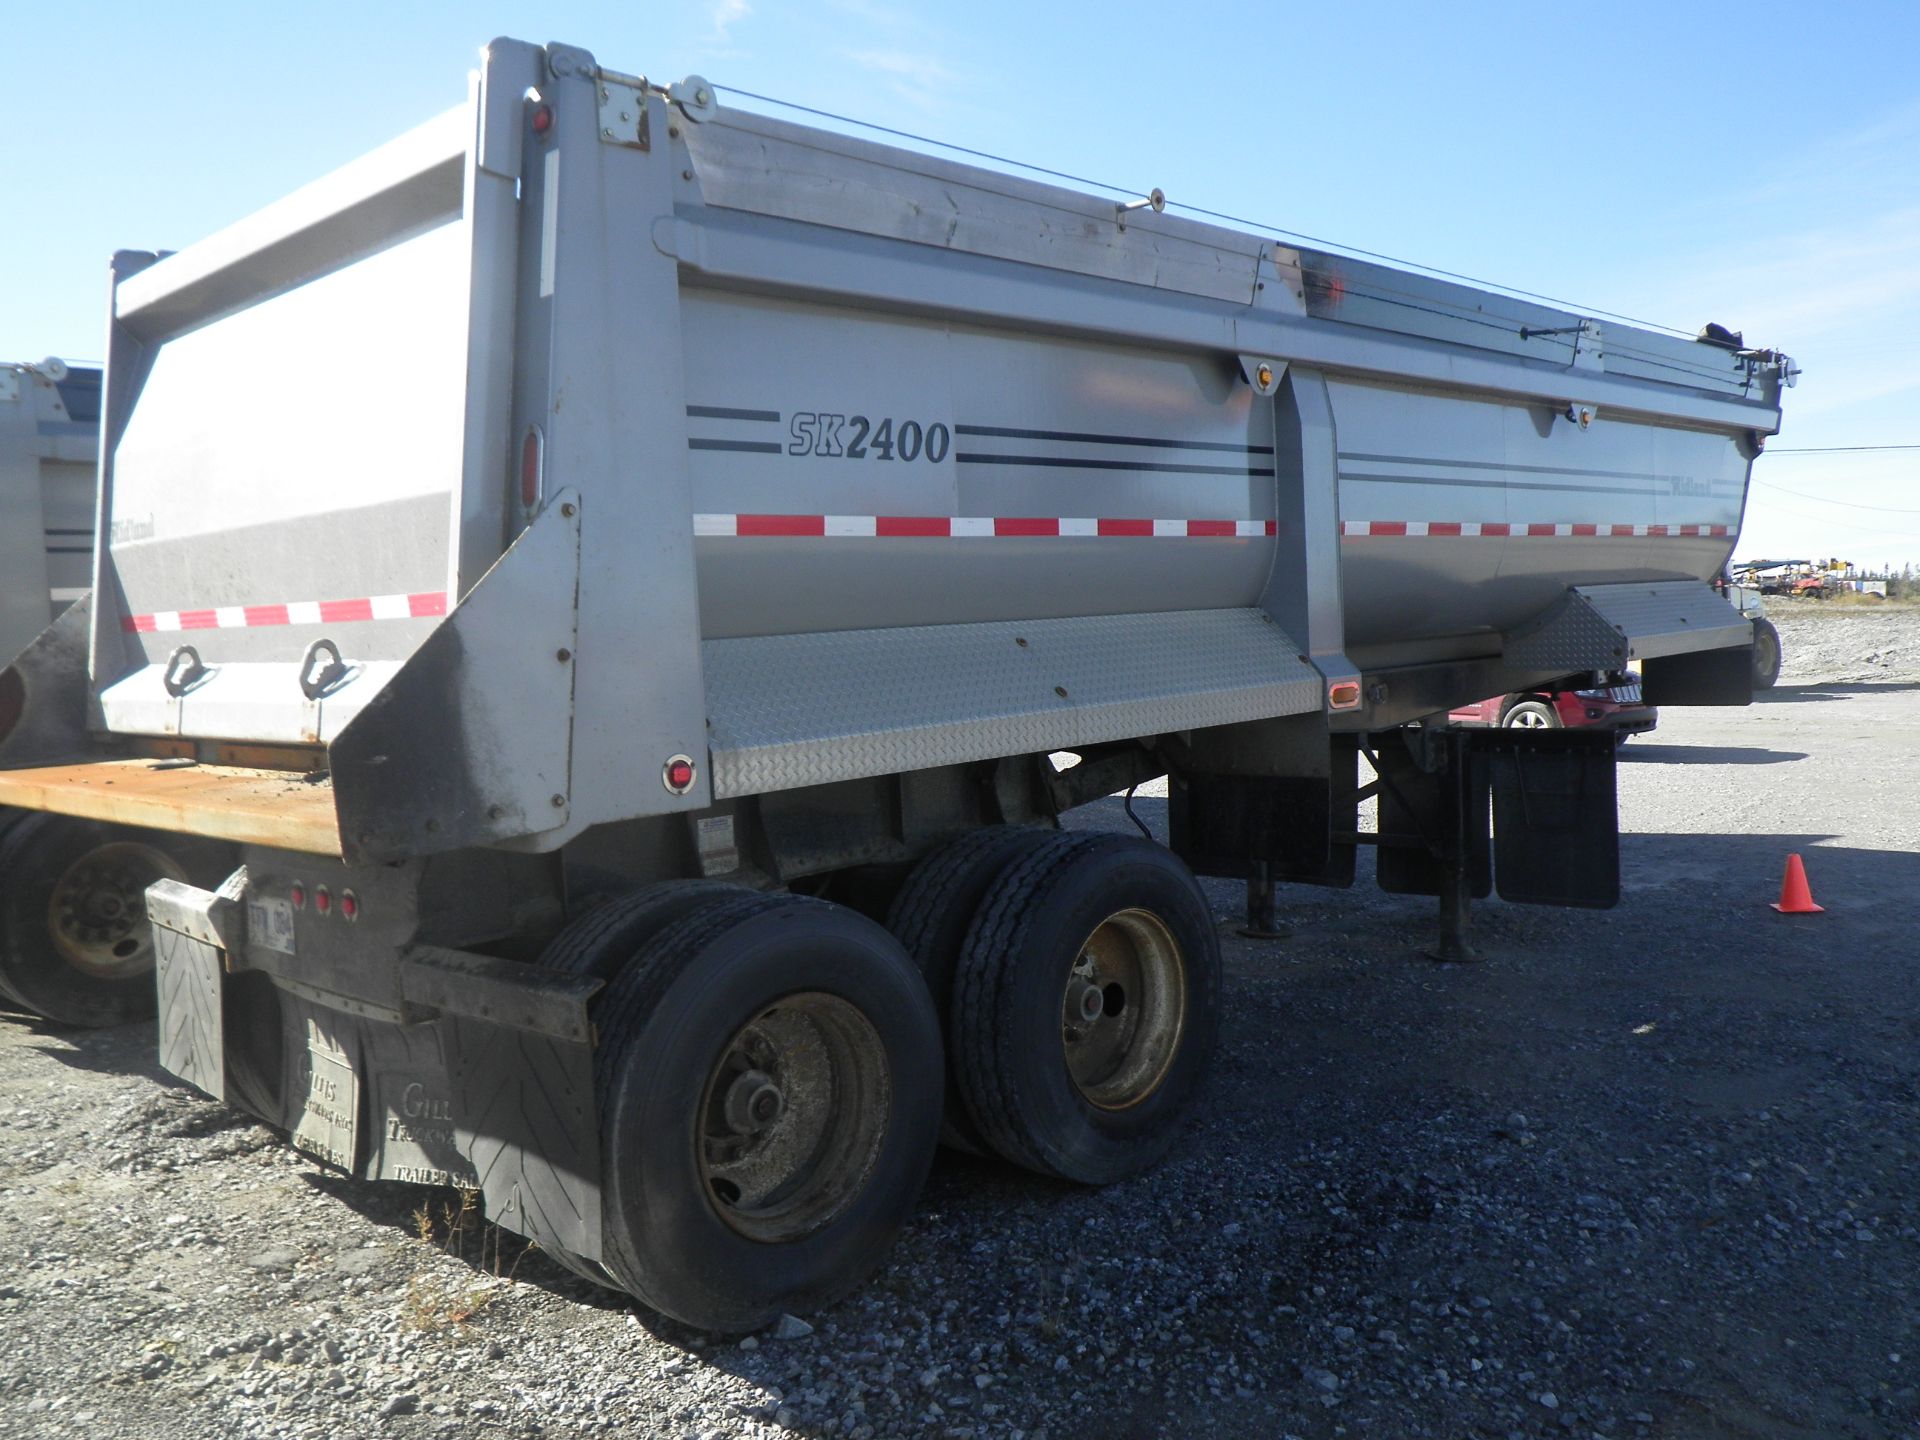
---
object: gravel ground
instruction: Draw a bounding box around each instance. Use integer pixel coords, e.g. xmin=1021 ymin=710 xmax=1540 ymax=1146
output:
xmin=3 ymin=604 xmax=1918 ymax=1440
xmin=1769 ymin=597 xmax=1918 ymax=684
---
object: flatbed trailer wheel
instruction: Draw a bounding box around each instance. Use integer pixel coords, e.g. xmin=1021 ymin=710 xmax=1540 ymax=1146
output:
xmin=1751 ymin=618 xmax=1782 ymax=689
xmin=592 ymin=893 xmax=942 ymax=1332
xmin=0 ymin=814 xmax=225 ymax=1028
xmin=886 ymin=825 xmax=1055 ymax=1152
xmin=953 ymin=833 xmax=1220 ymax=1185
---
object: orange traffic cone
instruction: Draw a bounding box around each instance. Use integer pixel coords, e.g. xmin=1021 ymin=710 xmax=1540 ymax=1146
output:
xmin=1770 ymin=853 xmax=1824 ymax=914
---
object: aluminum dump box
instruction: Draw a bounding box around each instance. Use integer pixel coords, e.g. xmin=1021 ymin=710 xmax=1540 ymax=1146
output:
xmin=0 ymin=43 xmax=1785 ymax=855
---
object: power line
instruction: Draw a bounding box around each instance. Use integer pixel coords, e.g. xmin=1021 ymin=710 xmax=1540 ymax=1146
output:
xmin=714 ymin=84 xmax=1698 ymax=339
xmin=1745 ymin=495 xmax=1920 ymax=540
xmin=1751 ymin=479 xmax=1920 ymax=514
xmin=1766 ymin=444 xmax=1920 ymax=454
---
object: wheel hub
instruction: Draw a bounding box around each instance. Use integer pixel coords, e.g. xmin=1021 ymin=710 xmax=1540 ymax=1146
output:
xmin=46 ymin=842 xmax=187 ymax=979
xmin=722 ymin=1070 xmax=787 ymax=1134
xmin=1060 ymin=909 xmax=1188 ymax=1111
xmin=698 ymin=994 xmax=891 ymax=1243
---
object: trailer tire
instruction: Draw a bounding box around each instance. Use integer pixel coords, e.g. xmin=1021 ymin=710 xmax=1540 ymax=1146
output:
xmin=952 ymin=833 xmax=1220 ymax=1185
xmin=1500 ymin=699 xmax=1560 ymax=729
xmin=886 ymin=825 xmax=1055 ymax=1153
xmin=1751 ymin=618 xmax=1782 ymax=689
xmin=594 ymin=893 xmax=942 ymax=1332
xmin=0 ymin=815 xmax=229 ymax=1028
xmin=539 ymin=1242 xmax=622 ymax=1290
xmin=541 ymin=879 xmax=750 ymax=987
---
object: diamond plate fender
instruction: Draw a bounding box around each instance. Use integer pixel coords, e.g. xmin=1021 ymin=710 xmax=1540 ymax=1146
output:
xmin=1504 ymin=581 xmax=1748 ymax=674
xmin=704 ymin=607 xmax=1323 ymax=799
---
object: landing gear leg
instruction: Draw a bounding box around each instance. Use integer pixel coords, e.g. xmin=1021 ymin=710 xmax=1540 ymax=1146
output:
xmin=1428 ymin=859 xmax=1478 ymax=964
xmin=1236 ymin=860 xmax=1290 ymax=940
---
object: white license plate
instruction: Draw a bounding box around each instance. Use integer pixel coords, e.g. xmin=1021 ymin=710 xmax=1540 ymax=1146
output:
xmin=248 ymin=896 xmax=297 ymax=956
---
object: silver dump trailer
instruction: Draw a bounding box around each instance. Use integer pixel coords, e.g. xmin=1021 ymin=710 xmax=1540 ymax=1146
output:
xmin=0 ymin=358 xmax=175 ymax=1024
xmin=1 ymin=358 xmax=98 ymax=664
xmin=0 ymin=40 xmax=1792 ymax=1329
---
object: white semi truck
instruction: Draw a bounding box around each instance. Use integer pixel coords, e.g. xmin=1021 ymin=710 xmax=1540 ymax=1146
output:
xmin=0 ymin=40 xmax=1792 ymax=1330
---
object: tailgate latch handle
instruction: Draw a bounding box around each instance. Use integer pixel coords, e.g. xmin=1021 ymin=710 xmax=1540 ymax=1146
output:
xmin=299 ymin=639 xmax=349 ymax=700
xmin=163 ymin=645 xmax=208 ymax=697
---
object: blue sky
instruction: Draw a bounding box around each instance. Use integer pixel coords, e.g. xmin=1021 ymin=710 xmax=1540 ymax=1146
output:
xmin=7 ymin=1 xmax=1917 ymax=564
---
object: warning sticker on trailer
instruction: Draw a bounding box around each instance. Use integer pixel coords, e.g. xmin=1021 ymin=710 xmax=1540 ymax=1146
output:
xmin=248 ymin=897 xmax=297 ymax=956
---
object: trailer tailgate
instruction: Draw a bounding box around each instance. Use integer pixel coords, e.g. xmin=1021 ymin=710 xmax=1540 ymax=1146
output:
xmin=90 ymin=101 xmax=512 ymax=749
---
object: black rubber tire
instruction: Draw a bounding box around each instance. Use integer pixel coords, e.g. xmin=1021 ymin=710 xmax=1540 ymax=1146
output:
xmin=1500 ymin=699 xmax=1560 ymax=730
xmin=885 ymin=826 xmax=1055 ymax=1152
xmin=1752 ymin=618 xmax=1783 ymax=689
xmin=593 ymin=892 xmax=942 ymax=1332
xmin=0 ymin=814 xmax=231 ymax=1027
xmin=533 ymin=883 xmax=756 ymax=1293
xmin=540 ymin=879 xmax=750 ymax=988
xmin=952 ymin=832 xmax=1221 ymax=1186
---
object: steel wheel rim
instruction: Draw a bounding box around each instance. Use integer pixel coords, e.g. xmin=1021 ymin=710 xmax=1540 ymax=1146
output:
xmin=45 ymin=841 xmax=186 ymax=979
xmin=1060 ymin=908 xmax=1187 ymax=1110
xmin=697 ymin=992 xmax=891 ymax=1244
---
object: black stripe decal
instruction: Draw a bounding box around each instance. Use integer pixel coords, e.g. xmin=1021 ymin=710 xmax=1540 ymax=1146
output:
xmin=688 ymin=405 xmax=781 ymax=423
xmin=959 ymin=423 xmax=1273 ymax=456
xmin=45 ymin=546 xmax=91 ymax=554
xmin=958 ymin=453 xmax=1274 ymax=478
xmin=689 ymin=438 xmax=784 ymax=455
xmin=1339 ymin=451 xmax=1715 ymax=485
xmin=1340 ymin=471 xmax=1670 ymax=499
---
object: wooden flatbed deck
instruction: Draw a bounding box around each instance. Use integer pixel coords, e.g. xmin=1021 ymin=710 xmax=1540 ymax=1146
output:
xmin=0 ymin=758 xmax=341 ymax=854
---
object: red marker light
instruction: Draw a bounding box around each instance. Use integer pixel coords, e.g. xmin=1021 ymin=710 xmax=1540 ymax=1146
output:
xmin=1328 ymin=681 xmax=1363 ymax=710
xmin=314 ymin=886 xmax=332 ymax=916
xmin=663 ymin=756 xmax=697 ymax=794
xmin=340 ymin=890 xmax=360 ymax=922
xmin=531 ymin=103 xmax=554 ymax=136
xmin=290 ymin=882 xmax=306 ymax=910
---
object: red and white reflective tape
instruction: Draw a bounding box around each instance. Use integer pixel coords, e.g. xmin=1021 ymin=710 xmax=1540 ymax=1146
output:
xmin=113 ymin=515 xmax=1728 ymax=632
xmin=1339 ymin=521 xmax=1730 ymax=538
xmin=692 ymin=514 xmax=1277 ymax=539
xmin=688 ymin=514 xmax=1729 ymax=541
xmin=121 ymin=591 xmax=447 ymax=635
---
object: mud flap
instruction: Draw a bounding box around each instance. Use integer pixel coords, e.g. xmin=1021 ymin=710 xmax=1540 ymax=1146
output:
xmin=1483 ymin=730 xmax=1619 ymax=908
xmin=1372 ymin=732 xmax=1492 ymax=899
xmin=146 ymin=871 xmax=249 ymax=1101
xmin=444 ymin=1015 xmax=602 ymax=1262
xmin=1643 ymin=643 xmax=1755 ymax=706
xmin=1168 ymin=715 xmax=1358 ymax=887
xmin=399 ymin=948 xmax=604 ymax=1262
